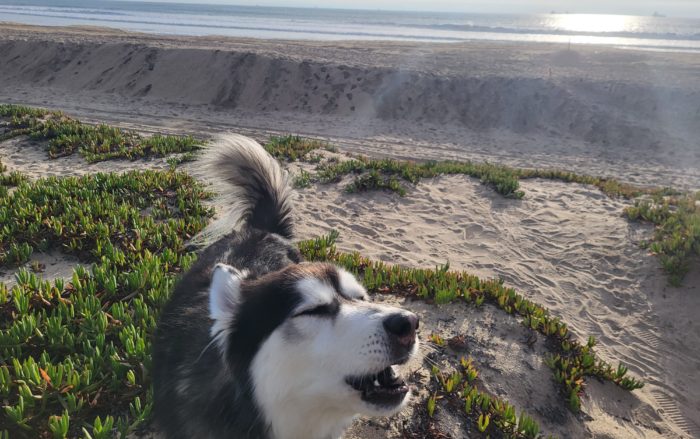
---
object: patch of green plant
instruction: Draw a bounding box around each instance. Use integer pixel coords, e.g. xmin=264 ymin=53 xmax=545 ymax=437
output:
xmin=544 ymin=336 xmax=643 ymax=413
xmin=345 ymin=170 xmax=406 ymax=196
xmin=265 ymin=136 xmax=677 ymax=200
xmin=315 ymin=157 xmax=524 ymax=198
xmin=3 ymin=242 xmax=33 ymax=265
xmin=0 ymin=104 xmax=50 ymax=119
xmin=263 ymin=135 xmax=330 ymax=162
xmin=306 ymin=153 xmax=324 ymax=164
xmin=260 ymin=135 xmax=691 ymax=210
xmin=426 ymin=351 xmax=550 ymax=438
xmin=0 ymin=104 xmax=202 ymax=163
xmin=0 ymin=171 xmax=28 ymax=187
xmin=298 ymin=232 xmax=644 ymax=413
xmin=263 ymin=135 xmax=509 ymax=198
xmin=624 ymin=195 xmax=699 ymax=286
xmin=323 ymin=144 xmax=339 ymax=153
xmin=166 ymin=151 xmax=198 ymax=170
xmin=516 ymin=168 xmax=678 ymax=200
xmin=0 ymin=158 xmax=29 ymax=192
xmin=293 ymin=169 xmax=313 ymax=189
xmin=0 ymin=169 xmax=212 ymax=437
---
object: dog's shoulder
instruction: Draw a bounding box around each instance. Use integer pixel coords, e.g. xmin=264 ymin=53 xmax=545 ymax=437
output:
xmin=152 ymin=229 xmax=301 ymax=439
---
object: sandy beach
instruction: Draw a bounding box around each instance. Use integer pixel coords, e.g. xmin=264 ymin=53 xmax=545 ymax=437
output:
xmin=1 ymin=23 xmax=699 ymax=438
xmin=1 ymin=23 xmax=699 ymax=190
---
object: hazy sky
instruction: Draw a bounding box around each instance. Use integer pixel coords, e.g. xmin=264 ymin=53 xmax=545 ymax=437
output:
xmin=142 ymin=0 xmax=700 ymax=17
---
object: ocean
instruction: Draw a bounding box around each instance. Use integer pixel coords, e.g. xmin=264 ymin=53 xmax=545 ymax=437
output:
xmin=1 ymin=0 xmax=699 ymax=52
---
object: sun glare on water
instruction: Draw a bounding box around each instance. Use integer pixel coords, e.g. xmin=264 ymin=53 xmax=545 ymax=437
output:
xmin=553 ymin=14 xmax=634 ymax=34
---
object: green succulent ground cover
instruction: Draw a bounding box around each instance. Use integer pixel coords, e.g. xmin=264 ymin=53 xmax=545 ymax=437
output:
xmin=264 ymin=135 xmax=334 ymax=162
xmin=270 ymin=134 xmax=697 ymax=285
xmin=624 ymin=193 xmax=700 ymax=286
xmin=273 ymin=134 xmax=678 ymax=200
xmin=0 ymin=104 xmax=201 ymax=162
xmin=0 ymin=162 xmax=212 ymax=437
xmin=271 ymin=133 xmax=522 ymax=198
xmin=424 ymin=348 xmax=545 ymax=438
xmin=298 ymin=232 xmax=643 ymax=438
xmin=0 ymin=106 xmax=685 ymax=437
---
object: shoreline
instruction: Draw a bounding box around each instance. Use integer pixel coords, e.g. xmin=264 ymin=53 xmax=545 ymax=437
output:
xmin=2 ymin=11 xmax=700 ymax=52
xmin=3 ymin=22 xmax=700 ymax=73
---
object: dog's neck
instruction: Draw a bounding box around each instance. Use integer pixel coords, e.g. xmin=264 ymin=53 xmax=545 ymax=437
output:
xmin=266 ymin=404 xmax=356 ymax=439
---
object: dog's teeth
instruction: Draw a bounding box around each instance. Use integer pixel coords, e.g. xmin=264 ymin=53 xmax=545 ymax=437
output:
xmin=389 ymin=366 xmax=398 ymax=379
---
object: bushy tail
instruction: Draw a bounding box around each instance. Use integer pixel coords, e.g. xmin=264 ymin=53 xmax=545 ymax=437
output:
xmin=193 ymin=134 xmax=294 ymax=243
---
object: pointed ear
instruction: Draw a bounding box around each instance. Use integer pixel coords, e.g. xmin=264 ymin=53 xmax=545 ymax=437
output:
xmin=337 ymin=267 xmax=368 ymax=301
xmin=209 ymin=263 xmax=247 ymax=324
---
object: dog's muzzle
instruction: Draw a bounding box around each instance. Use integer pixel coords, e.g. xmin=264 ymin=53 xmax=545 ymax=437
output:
xmin=345 ymin=311 xmax=419 ymax=408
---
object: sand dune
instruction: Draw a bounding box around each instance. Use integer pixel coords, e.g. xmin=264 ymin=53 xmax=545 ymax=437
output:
xmin=1 ymin=24 xmax=700 ymax=192
xmin=2 ymin=36 xmax=687 ymax=145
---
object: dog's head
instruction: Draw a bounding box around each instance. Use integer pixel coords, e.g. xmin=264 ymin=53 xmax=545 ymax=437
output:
xmin=209 ymin=262 xmax=419 ymax=431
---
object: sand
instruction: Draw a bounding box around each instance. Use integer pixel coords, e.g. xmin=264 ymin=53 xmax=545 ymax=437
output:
xmin=291 ymin=171 xmax=700 ymax=438
xmin=1 ymin=23 xmax=700 ymax=438
xmin=3 ymin=134 xmax=700 ymax=439
xmin=1 ymin=23 xmax=699 ymax=190
xmin=336 ymin=183 xmax=699 ymax=437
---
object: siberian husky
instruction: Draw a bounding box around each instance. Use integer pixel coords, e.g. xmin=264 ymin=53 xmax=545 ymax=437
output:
xmin=152 ymin=134 xmax=419 ymax=439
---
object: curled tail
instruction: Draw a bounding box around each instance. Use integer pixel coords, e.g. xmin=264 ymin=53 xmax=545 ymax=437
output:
xmin=194 ymin=134 xmax=294 ymax=242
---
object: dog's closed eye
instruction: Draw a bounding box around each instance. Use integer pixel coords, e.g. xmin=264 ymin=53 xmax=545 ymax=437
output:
xmin=294 ymin=300 xmax=340 ymax=317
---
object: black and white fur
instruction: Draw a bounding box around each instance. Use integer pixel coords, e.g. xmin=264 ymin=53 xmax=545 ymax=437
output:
xmin=153 ymin=135 xmax=419 ymax=439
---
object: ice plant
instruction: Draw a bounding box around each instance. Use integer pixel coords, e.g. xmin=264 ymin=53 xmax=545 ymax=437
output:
xmin=299 ymin=231 xmax=646 ymax=415
xmin=0 ymin=167 xmax=211 ymax=436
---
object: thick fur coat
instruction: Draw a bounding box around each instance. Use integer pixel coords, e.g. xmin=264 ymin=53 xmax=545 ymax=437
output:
xmin=153 ymin=135 xmax=418 ymax=439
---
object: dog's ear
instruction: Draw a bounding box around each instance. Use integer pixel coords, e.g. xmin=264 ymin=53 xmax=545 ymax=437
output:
xmin=337 ymin=267 xmax=369 ymax=301
xmin=210 ymin=263 xmax=247 ymax=332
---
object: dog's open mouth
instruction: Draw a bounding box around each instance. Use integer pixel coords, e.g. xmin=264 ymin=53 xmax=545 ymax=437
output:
xmin=345 ymin=365 xmax=409 ymax=407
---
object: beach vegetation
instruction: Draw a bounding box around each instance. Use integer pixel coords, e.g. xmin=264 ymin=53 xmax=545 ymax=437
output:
xmin=165 ymin=151 xmax=198 ymax=170
xmin=263 ymin=134 xmax=681 ymax=201
xmin=426 ymin=344 xmax=548 ymax=438
xmin=426 ymin=393 xmax=437 ymax=418
xmin=298 ymin=231 xmax=645 ymax=417
xmin=345 ymin=170 xmax=406 ymax=196
xmin=267 ymin=134 xmax=696 ymax=286
xmin=0 ymin=109 xmax=670 ymax=436
xmin=264 ymin=135 xmax=330 ymax=161
xmin=516 ymin=168 xmax=678 ymax=200
xmin=0 ymin=171 xmax=27 ymax=187
xmin=293 ymin=169 xmax=313 ymax=189
xmin=624 ymin=195 xmax=699 ymax=286
xmin=314 ymin=157 xmax=525 ymax=198
xmin=0 ymin=104 xmax=49 ymax=119
xmin=0 ymin=168 xmax=212 ymax=437
xmin=262 ymin=134 xmax=525 ymax=198
xmin=0 ymin=104 xmax=202 ymax=162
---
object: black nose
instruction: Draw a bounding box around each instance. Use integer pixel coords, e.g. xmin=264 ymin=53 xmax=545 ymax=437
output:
xmin=383 ymin=312 xmax=419 ymax=347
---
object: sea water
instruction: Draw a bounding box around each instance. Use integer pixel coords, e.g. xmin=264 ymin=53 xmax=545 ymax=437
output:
xmin=0 ymin=0 xmax=699 ymax=52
